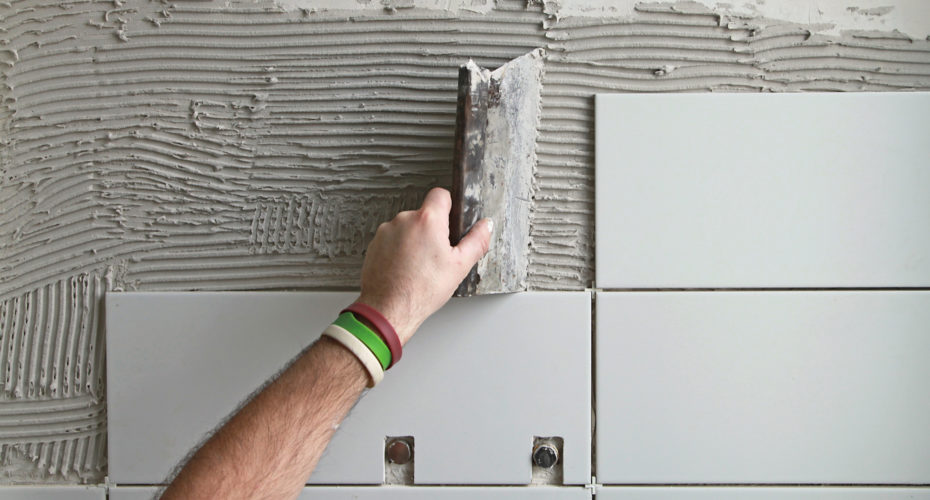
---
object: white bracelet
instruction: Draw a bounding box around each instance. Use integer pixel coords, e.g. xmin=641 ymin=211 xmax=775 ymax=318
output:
xmin=323 ymin=324 xmax=384 ymax=388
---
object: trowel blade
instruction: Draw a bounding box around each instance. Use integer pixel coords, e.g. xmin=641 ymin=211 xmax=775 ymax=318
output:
xmin=449 ymin=49 xmax=545 ymax=296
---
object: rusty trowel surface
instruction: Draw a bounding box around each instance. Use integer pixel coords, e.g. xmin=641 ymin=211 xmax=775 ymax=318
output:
xmin=450 ymin=49 xmax=545 ymax=296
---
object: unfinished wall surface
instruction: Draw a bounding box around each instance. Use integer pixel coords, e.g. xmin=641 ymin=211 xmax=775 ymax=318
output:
xmin=1 ymin=0 xmax=929 ymax=483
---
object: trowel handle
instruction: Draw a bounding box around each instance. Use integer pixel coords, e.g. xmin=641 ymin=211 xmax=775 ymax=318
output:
xmin=449 ymin=64 xmax=486 ymax=296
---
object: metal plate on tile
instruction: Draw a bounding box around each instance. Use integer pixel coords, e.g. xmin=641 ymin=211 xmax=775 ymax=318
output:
xmin=107 ymin=292 xmax=591 ymax=485
xmin=596 ymin=291 xmax=930 ymax=483
xmin=595 ymin=92 xmax=930 ymax=288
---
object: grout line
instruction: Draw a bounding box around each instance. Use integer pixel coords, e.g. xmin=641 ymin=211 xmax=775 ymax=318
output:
xmin=590 ymin=289 xmax=598 ymax=497
xmin=96 ymin=483 xmax=930 ymax=490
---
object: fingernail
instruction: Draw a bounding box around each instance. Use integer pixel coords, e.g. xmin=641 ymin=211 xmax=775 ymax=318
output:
xmin=486 ymin=218 xmax=494 ymax=235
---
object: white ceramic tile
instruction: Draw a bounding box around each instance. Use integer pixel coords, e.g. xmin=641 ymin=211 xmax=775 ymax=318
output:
xmin=595 ymin=92 xmax=930 ymax=288
xmin=109 ymin=486 xmax=592 ymax=500
xmin=107 ymin=292 xmax=591 ymax=485
xmin=108 ymin=488 xmax=159 ymax=500
xmin=0 ymin=487 xmax=105 ymax=500
xmin=596 ymin=291 xmax=930 ymax=483
xmin=597 ymin=487 xmax=930 ymax=499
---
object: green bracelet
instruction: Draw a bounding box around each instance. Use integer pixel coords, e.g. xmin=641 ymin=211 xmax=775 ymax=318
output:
xmin=332 ymin=312 xmax=392 ymax=370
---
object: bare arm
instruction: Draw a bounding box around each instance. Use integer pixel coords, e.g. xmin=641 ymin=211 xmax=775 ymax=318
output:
xmin=161 ymin=188 xmax=492 ymax=499
xmin=161 ymin=337 xmax=368 ymax=499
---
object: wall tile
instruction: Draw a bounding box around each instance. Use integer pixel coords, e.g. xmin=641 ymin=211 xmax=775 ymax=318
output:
xmin=597 ymin=487 xmax=930 ymax=499
xmin=595 ymin=93 xmax=930 ymax=288
xmin=0 ymin=487 xmax=105 ymax=500
xmin=596 ymin=291 xmax=930 ymax=483
xmin=107 ymin=292 xmax=591 ymax=485
xmin=109 ymin=486 xmax=592 ymax=500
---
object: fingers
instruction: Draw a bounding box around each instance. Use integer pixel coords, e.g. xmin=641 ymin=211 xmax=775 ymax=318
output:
xmin=391 ymin=210 xmax=417 ymax=225
xmin=421 ymin=187 xmax=451 ymax=215
xmin=453 ymin=218 xmax=493 ymax=268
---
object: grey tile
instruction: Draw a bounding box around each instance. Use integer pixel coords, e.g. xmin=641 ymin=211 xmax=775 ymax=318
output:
xmin=107 ymin=292 xmax=591 ymax=485
xmin=0 ymin=487 xmax=105 ymax=500
xmin=109 ymin=486 xmax=592 ymax=500
xmin=597 ymin=487 xmax=930 ymax=499
xmin=595 ymin=92 xmax=930 ymax=288
xmin=596 ymin=291 xmax=930 ymax=483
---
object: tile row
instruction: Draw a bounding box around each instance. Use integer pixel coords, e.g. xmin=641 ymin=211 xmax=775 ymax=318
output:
xmin=106 ymin=291 xmax=930 ymax=486
xmin=8 ymin=486 xmax=930 ymax=500
xmin=113 ymin=487 xmax=930 ymax=499
xmin=595 ymin=92 xmax=930 ymax=288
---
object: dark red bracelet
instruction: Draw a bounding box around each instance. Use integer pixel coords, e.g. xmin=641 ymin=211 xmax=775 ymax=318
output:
xmin=341 ymin=302 xmax=402 ymax=368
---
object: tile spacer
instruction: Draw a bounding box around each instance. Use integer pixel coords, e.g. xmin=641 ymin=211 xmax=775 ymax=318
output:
xmin=585 ymin=475 xmax=602 ymax=495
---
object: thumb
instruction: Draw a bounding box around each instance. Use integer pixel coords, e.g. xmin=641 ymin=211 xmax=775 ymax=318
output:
xmin=453 ymin=218 xmax=493 ymax=269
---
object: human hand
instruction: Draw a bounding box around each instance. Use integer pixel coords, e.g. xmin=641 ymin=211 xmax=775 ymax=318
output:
xmin=356 ymin=187 xmax=492 ymax=345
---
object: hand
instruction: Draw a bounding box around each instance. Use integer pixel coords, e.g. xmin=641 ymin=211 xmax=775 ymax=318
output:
xmin=356 ymin=187 xmax=492 ymax=345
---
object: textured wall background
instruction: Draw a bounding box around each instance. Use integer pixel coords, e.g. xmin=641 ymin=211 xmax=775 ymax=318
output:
xmin=1 ymin=0 xmax=929 ymax=483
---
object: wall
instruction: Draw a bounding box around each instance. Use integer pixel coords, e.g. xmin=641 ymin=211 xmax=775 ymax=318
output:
xmin=1 ymin=0 xmax=929 ymax=483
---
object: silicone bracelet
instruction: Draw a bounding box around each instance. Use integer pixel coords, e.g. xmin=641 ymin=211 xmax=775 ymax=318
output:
xmin=332 ymin=312 xmax=391 ymax=370
xmin=341 ymin=302 xmax=402 ymax=368
xmin=322 ymin=324 xmax=384 ymax=388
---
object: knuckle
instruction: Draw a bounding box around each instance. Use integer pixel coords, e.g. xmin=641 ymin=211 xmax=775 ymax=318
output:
xmin=418 ymin=207 xmax=436 ymax=223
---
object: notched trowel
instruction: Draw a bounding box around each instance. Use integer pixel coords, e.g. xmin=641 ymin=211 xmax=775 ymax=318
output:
xmin=450 ymin=49 xmax=545 ymax=296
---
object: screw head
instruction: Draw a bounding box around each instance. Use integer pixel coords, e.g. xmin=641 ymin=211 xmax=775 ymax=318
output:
xmin=532 ymin=444 xmax=558 ymax=469
xmin=386 ymin=439 xmax=412 ymax=465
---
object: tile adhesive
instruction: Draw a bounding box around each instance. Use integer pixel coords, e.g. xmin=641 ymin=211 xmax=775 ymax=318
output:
xmin=1 ymin=0 xmax=929 ymax=482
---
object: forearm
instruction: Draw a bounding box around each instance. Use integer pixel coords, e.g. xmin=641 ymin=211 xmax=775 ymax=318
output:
xmin=161 ymin=188 xmax=490 ymax=498
xmin=162 ymin=336 xmax=368 ymax=500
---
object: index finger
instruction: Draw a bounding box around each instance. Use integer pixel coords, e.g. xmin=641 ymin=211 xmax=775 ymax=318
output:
xmin=421 ymin=187 xmax=452 ymax=215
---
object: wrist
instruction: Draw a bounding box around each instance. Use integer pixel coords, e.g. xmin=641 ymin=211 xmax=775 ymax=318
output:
xmin=354 ymin=295 xmax=417 ymax=346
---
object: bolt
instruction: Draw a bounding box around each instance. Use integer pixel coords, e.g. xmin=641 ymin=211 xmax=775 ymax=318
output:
xmin=386 ymin=438 xmax=412 ymax=465
xmin=532 ymin=444 xmax=559 ymax=469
